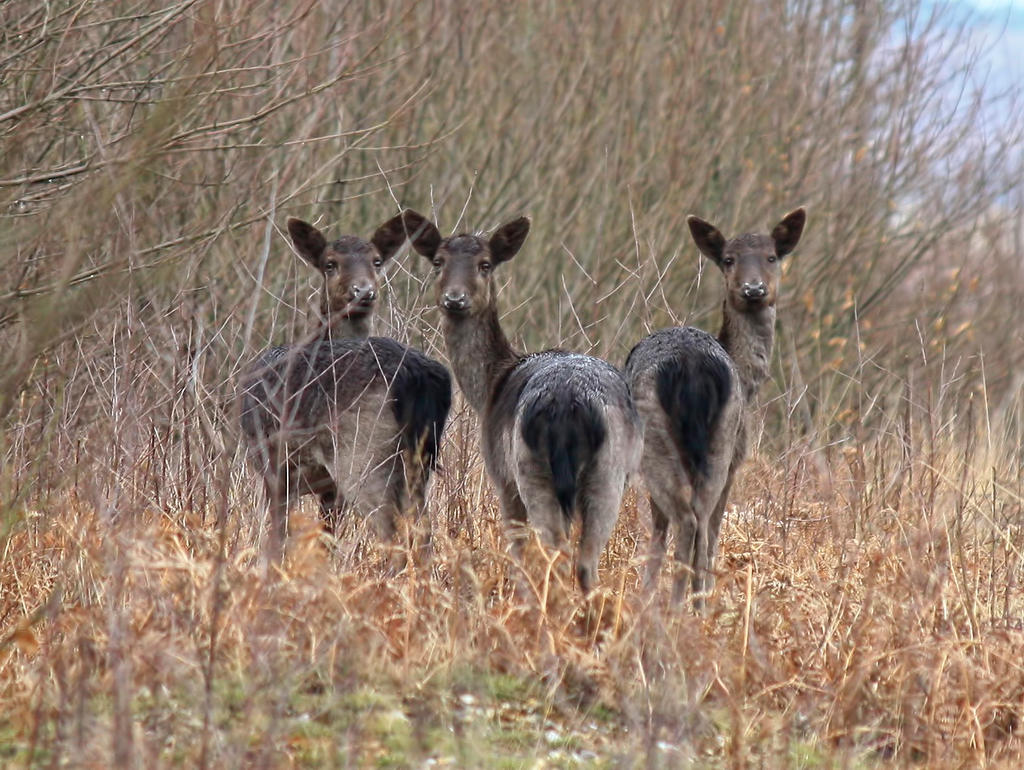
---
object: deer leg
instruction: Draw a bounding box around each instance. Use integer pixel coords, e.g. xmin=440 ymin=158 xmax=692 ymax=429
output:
xmin=673 ymin=503 xmax=699 ymax=605
xmin=577 ymin=499 xmax=618 ymax=595
xmin=496 ymin=482 xmax=528 ymax=557
xmin=314 ymin=480 xmax=345 ymax=535
xmin=513 ymin=453 xmax=576 ymax=596
xmin=639 ymin=434 xmax=696 ymax=602
xmin=516 ymin=473 xmax=570 ymax=553
xmin=317 ymin=491 xmax=339 ymax=534
xmin=691 ymin=512 xmax=711 ymax=613
xmin=256 ymin=436 xmax=291 ymax=564
xmin=645 ymin=495 xmax=670 ymax=592
xmin=494 ymin=484 xmax=532 ymax=597
xmin=576 ymin=463 xmax=627 ymax=595
xmin=335 ymin=435 xmax=403 ymax=572
xmin=690 ymin=469 xmax=733 ymax=612
xmin=377 ymin=452 xmax=434 ymax=569
xmin=263 ymin=472 xmax=290 ymax=565
xmin=365 ymin=492 xmax=399 ymax=540
xmin=366 ymin=500 xmax=405 ymax=575
xmin=412 ymin=503 xmax=434 ymax=568
xmin=705 ymin=472 xmax=736 ymax=586
xmin=404 ymin=456 xmax=434 ymax=567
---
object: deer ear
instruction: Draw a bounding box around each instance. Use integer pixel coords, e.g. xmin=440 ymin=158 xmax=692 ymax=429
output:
xmin=687 ymin=215 xmax=726 ymax=265
xmin=489 ymin=217 xmax=530 ymax=264
xmin=771 ymin=207 xmax=806 ymax=257
xmin=287 ymin=218 xmax=328 ymax=270
xmin=370 ymin=212 xmax=409 ymax=266
xmin=403 ymin=210 xmax=443 ymax=260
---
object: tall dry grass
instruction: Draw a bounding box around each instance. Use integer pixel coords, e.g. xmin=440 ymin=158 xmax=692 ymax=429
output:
xmin=2 ymin=0 xmax=1023 ymax=766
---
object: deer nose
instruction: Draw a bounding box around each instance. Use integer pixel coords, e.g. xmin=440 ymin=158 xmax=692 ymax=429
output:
xmin=350 ymin=283 xmax=376 ymax=303
xmin=741 ymin=281 xmax=767 ymax=299
xmin=442 ymin=290 xmax=469 ymax=312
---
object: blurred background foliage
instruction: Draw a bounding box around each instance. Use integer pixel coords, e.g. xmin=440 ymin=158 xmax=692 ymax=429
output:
xmin=1 ymin=0 xmax=1022 ymax=511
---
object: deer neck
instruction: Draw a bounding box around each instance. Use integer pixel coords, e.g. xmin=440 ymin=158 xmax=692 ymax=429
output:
xmin=442 ymin=304 xmax=523 ymax=414
xmin=319 ymin=309 xmax=372 ymax=340
xmin=717 ymin=300 xmax=776 ymax=402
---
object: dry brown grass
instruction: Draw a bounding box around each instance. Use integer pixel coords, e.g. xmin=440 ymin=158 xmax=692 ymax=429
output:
xmin=2 ymin=0 xmax=1024 ymax=766
xmin=2 ymin=378 xmax=1023 ymax=766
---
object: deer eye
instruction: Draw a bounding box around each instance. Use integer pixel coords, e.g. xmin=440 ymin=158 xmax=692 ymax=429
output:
xmin=722 ymin=257 xmax=735 ymax=267
xmin=373 ymin=258 xmax=383 ymax=268
xmin=324 ymin=260 xmax=338 ymax=273
xmin=432 ymin=257 xmax=443 ymax=269
xmin=478 ymin=261 xmax=491 ymax=274
xmin=767 ymin=255 xmax=777 ymax=263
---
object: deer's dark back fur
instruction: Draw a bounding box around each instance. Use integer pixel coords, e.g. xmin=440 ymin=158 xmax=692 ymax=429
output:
xmin=241 ymin=337 xmax=450 ymax=473
xmin=406 ymin=210 xmax=642 ymax=593
xmin=239 ymin=336 xmax=451 ymax=557
xmin=625 ymin=327 xmax=733 ymax=481
xmin=627 ymin=208 xmax=806 ymax=608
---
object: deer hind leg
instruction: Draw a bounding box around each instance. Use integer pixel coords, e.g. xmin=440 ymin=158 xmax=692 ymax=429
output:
xmin=348 ymin=475 xmax=404 ymax=575
xmin=645 ymin=496 xmax=670 ymax=592
xmin=641 ymin=467 xmax=699 ymax=604
xmin=359 ymin=449 xmax=435 ymax=574
xmin=705 ymin=472 xmax=736 ymax=589
xmin=316 ymin=489 xmax=344 ymax=534
xmin=514 ymin=452 xmax=573 ymax=594
xmin=262 ymin=470 xmax=291 ymax=565
xmin=496 ymin=482 xmax=528 ymax=553
xmin=576 ymin=522 xmax=607 ymax=594
xmin=494 ymin=482 xmax=533 ymax=597
xmin=354 ymin=456 xmax=411 ymax=575
xmin=403 ymin=453 xmax=434 ymax=566
xmin=637 ymin=431 xmax=697 ymax=601
xmin=690 ymin=511 xmax=711 ymax=612
xmin=576 ymin=463 xmax=627 ymax=595
xmin=672 ymin=498 xmax=699 ymax=605
xmin=515 ymin=453 xmax=571 ymax=551
xmin=303 ymin=470 xmax=343 ymax=534
xmin=372 ymin=502 xmax=406 ymax=575
xmin=689 ymin=468 xmax=734 ymax=612
xmin=333 ymin=408 xmax=416 ymax=572
xmin=256 ymin=434 xmax=294 ymax=564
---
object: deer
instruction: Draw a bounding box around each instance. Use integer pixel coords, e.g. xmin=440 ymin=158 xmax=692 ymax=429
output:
xmin=404 ymin=210 xmax=642 ymax=593
xmin=239 ymin=212 xmax=452 ymax=563
xmin=625 ymin=208 xmax=806 ymax=609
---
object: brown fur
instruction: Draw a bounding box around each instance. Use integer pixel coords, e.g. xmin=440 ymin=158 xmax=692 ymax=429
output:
xmin=239 ymin=337 xmax=451 ymax=564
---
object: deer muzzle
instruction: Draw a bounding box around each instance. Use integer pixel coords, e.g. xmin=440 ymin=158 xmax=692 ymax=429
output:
xmin=350 ymin=282 xmax=377 ymax=306
xmin=441 ymin=290 xmax=470 ymax=315
xmin=741 ymin=282 xmax=767 ymax=300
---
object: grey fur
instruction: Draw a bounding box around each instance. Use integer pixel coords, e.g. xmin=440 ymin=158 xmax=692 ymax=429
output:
xmin=626 ymin=208 xmax=806 ymax=608
xmin=239 ymin=336 xmax=451 ymax=562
